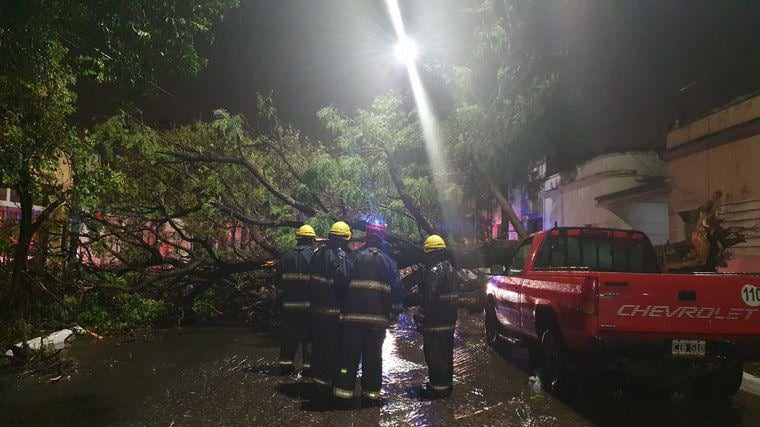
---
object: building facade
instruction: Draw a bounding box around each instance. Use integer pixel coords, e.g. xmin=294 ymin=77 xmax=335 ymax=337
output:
xmin=541 ymin=151 xmax=669 ymax=245
xmin=492 ymin=152 xmax=669 ymax=245
xmin=666 ymin=93 xmax=760 ymax=272
xmin=0 ymin=188 xmax=44 ymax=223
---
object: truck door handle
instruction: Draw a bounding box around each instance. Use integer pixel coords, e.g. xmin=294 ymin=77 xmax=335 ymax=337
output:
xmin=679 ymin=290 xmax=697 ymax=301
xmin=605 ymin=281 xmax=628 ymax=287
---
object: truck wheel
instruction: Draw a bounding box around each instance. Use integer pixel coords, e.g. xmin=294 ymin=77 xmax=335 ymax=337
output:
xmin=539 ymin=327 xmax=573 ymax=396
xmin=691 ymin=359 xmax=743 ymax=398
xmin=622 ymin=378 xmax=668 ymax=398
xmin=484 ymin=299 xmax=499 ymax=347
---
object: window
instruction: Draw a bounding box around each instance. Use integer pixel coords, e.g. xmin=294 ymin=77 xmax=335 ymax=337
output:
xmin=0 ymin=188 xmax=6 ymax=201
xmin=629 ymin=240 xmax=652 ymax=272
xmin=535 ymin=236 xmax=581 ymax=269
xmin=566 ymin=237 xmax=582 ymax=266
xmin=598 ymin=238 xmax=613 ymax=270
xmin=509 ymin=238 xmax=533 ymax=275
xmin=612 ymin=238 xmax=630 ymax=271
xmin=534 ymin=232 xmax=659 ymax=273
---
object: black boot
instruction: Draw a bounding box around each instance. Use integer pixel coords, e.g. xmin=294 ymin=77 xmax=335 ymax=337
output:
xmin=308 ymin=389 xmax=332 ymax=411
xmin=330 ymin=395 xmax=357 ymax=410
xmin=416 ymin=384 xmax=452 ymax=400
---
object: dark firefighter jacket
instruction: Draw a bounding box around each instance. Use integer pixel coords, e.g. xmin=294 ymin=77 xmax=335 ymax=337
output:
xmin=309 ymin=242 xmax=350 ymax=317
xmin=339 ymin=244 xmax=401 ymax=328
xmin=420 ymin=258 xmax=458 ymax=329
xmin=406 ymin=255 xmax=458 ymax=332
xmin=276 ymin=244 xmax=317 ymax=312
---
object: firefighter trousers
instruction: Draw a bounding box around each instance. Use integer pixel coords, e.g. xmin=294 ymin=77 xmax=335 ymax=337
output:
xmin=333 ymin=325 xmax=386 ymax=400
xmin=310 ymin=314 xmax=340 ymax=386
xmin=278 ymin=312 xmax=311 ymax=369
xmin=423 ymin=329 xmax=455 ymax=392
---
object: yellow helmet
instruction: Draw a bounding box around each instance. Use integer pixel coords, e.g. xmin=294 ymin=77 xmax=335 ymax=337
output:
xmin=296 ymin=224 xmax=317 ymax=238
xmin=423 ymin=234 xmax=446 ymax=252
xmin=329 ymin=221 xmax=352 ymax=240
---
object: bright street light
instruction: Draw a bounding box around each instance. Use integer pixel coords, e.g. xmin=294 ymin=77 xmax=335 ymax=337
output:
xmin=393 ymin=37 xmax=418 ymax=65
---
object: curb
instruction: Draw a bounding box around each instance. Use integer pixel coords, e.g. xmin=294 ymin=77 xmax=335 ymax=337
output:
xmin=3 ymin=326 xmax=85 ymax=357
xmin=741 ymin=372 xmax=760 ymax=396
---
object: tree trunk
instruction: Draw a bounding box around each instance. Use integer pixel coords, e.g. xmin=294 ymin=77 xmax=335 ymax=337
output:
xmin=382 ymin=144 xmax=438 ymax=236
xmin=32 ymin=221 xmax=51 ymax=270
xmin=8 ymin=171 xmax=34 ymax=320
xmin=473 ymin=161 xmax=528 ymax=240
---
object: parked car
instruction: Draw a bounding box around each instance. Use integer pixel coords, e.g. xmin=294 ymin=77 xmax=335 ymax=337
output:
xmin=485 ymin=227 xmax=760 ymax=397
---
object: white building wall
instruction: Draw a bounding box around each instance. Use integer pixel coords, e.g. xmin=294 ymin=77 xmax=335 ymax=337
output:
xmin=614 ymin=201 xmax=670 ymax=245
xmin=542 ymin=152 xmax=669 ymax=245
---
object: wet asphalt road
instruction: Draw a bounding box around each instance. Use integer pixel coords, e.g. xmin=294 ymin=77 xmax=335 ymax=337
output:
xmin=2 ymin=311 xmax=760 ymax=426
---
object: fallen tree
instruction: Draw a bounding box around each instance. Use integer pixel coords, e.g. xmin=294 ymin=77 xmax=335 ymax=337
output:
xmin=0 ymin=0 xmax=240 ymax=349
xmin=3 ymin=3 xmax=571 ymax=345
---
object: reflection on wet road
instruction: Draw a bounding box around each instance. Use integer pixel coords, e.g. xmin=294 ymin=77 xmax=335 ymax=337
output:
xmin=375 ymin=313 xmax=581 ymax=426
xmin=1 ymin=311 xmax=760 ymax=426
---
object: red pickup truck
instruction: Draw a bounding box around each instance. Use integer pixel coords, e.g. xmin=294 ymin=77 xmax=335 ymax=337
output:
xmin=485 ymin=227 xmax=760 ymax=397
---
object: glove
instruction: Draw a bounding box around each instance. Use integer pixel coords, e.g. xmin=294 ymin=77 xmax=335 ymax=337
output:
xmin=388 ymin=311 xmax=399 ymax=326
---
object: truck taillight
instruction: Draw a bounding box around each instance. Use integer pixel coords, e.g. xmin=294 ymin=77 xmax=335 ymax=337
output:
xmin=581 ymin=276 xmax=599 ymax=315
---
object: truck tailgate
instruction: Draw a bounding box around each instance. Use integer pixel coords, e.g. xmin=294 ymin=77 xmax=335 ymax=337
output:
xmin=597 ymin=273 xmax=760 ymax=336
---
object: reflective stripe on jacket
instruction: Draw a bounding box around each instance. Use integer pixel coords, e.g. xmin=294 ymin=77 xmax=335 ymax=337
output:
xmin=340 ymin=245 xmax=395 ymax=328
xmin=277 ymin=244 xmax=317 ymax=312
xmin=309 ymin=243 xmax=350 ymax=317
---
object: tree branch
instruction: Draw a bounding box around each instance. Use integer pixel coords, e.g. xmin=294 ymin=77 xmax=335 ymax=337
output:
xmin=213 ymin=202 xmax=303 ymax=228
xmin=263 ymin=136 xmax=329 ymax=212
xmin=30 ymin=199 xmax=65 ymax=234
xmin=335 ymin=112 xmax=438 ymax=236
xmin=171 ymin=151 xmax=320 ymax=216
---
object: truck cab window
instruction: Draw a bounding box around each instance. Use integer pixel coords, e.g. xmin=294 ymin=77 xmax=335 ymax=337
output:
xmin=598 ymin=239 xmax=613 ymax=270
xmin=566 ymin=237 xmax=582 ymax=267
xmin=509 ymin=238 xmax=533 ymax=275
xmin=535 ymin=232 xmax=659 ymax=273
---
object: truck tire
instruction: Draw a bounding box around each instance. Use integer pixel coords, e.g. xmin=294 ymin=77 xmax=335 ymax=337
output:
xmin=538 ymin=326 xmax=573 ymax=396
xmin=622 ymin=377 xmax=668 ymax=398
xmin=690 ymin=359 xmax=743 ymax=398
xmin=484 ymin=299 xmax=499 ymax=347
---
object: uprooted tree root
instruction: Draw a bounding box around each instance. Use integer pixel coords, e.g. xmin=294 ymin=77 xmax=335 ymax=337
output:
xmin=658 ymin=191 xmax=749 ymax=272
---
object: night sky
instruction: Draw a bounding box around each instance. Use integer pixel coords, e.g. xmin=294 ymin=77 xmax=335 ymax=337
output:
xmin=77 ymin=0 xmax=760 ymax=154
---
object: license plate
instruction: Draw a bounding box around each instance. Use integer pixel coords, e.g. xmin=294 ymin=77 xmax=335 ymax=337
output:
xmin=671 ymin=339 xmax=706 ymax=356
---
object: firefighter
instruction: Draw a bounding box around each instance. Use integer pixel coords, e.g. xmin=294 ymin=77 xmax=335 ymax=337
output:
xmin=332 ymin=222 xmax=400 ymax=407
xmin=309 ymin=221 xmax=352 ymax=389
xmin=414 ymin=234 xmax=459 ymax=399
xmin=276 ymin=224 xmax=318 ymax=375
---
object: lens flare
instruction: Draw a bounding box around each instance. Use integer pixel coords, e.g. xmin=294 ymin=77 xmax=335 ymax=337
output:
xmin=386 ymin=0 xmax=462 ymax=237
xmin=394 ymin=38 xmax=418 ymax=65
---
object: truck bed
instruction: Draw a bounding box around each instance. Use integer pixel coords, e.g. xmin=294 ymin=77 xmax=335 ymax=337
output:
xmin=596 ymin=272 xmax=760 ymax=336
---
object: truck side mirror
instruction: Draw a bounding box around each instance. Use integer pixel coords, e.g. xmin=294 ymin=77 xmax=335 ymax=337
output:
xmin=490 ymin=264 xmax=505 ymax=276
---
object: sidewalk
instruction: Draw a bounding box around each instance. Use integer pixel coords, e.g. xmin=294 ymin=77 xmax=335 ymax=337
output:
xmin=742 ymin=372 xmax=760 ymax=396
